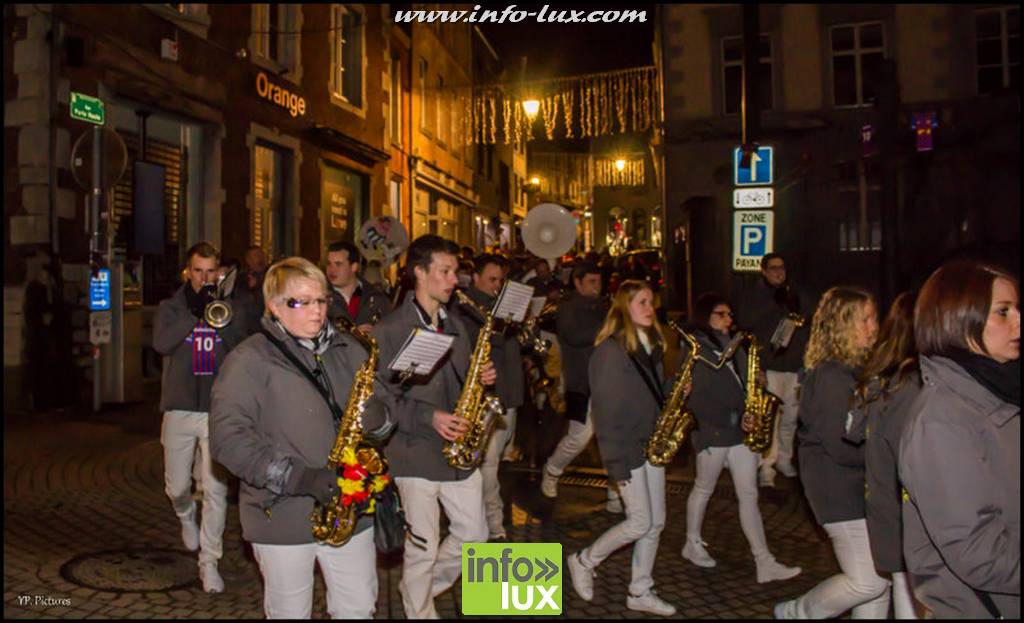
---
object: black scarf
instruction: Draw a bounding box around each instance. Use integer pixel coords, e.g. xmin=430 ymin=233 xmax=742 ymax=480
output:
xmin=946 ymin=348 xmax=1021 ymax=406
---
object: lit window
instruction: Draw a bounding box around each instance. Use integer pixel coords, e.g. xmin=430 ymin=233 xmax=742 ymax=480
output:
xmin=331 ymin=5 xmax=363 ymax=107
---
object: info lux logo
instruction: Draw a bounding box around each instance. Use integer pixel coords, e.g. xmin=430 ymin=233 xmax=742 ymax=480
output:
xmin=461 ymin=543 xmax=562 ymax=615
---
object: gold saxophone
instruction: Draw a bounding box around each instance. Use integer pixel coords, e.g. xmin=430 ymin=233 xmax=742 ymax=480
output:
xmin=645 ymin=321 xmax=699 ymax=466
xmin=445 ymin=290 xmax=506 ymax=470
xmin=310 ymin=317 xmax=384 ymax=546
xmin=742 ymin=333 xmax=781 ymax=453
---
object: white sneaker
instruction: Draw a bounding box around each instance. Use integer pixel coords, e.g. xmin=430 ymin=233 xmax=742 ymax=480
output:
xmin=540 ymin=467 xmax=558 ymax=498
xmin=199 ymin=562 xmax=224 ymax=593
xmin=627 ymin=589 xmax=677 ymax=616
xmin=566 ymin=552 xmax=594 ymax=602
xmin=759 ymin=469 xmax=776 ymax=488
xmin=682 ymin=538 xmax=717 ymax=568
xmin=773 ymin=599 xmax=797 ymax=619
xmin=776 ymin=462 xmax=798 ymax=478
xmin=605 ymin=496 xmax=623 ymax=513
xmin=180 ymin=508 xmax=200 ymax=552
xmin=757 ymin=557 xmax=802 ymax=583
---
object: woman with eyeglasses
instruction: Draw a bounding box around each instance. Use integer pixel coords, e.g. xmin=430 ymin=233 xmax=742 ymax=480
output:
xmin=566 ymin=280 xmax=677 ymax=616
xmin=899 ymin=261 xmax=1019 ymax=619
xmin=680 ymin=293 xmax=802 ymax=584
xmin=774 ymin=286 xmax=889 ymax=619
xmin=210 ymin=257 xmax=396 ymax=619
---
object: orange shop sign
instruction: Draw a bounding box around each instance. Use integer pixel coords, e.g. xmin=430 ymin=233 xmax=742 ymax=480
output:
xmin=256 ymin=71 xmax=307 ymax=117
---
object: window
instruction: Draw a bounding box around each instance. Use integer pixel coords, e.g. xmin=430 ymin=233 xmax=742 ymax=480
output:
xmin=251 ymin=4 xmax=301 ymax=79
xmin=389 ymin=56 xmax=402 ymax=145
xmin=436 ymin=74 xmax=447 ymax=148
xmin=330 ymin=5 xmax=363 ymax=107
xmin=830 ymin=22 xmax=886 ymax=107
xmin=721 ymin=35 xmax=773 ymax=115
xmin=837 ymin=160 xmax=881 ymax=252
xmin=389 ymin=178 xmax=402 ymax=219
xmin=419 ymin=58 xmax=431 ymax=135
xmin=975 ymin=7 xmax=1019 ymax=95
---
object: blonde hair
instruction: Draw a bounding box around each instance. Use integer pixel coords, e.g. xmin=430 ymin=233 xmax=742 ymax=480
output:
xmin=594 ymin=280 xmax=666 ymax=355
xmin=804 ymin=286 xmax=876 ymax=370
xmin=262 ymin=257 xmax=329 ymax=317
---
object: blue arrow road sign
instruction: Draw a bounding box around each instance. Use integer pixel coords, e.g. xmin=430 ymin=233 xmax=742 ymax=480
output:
xmin=733 ymin=146 xmax=774 ymax=186
xmin=89 ymin=268 xmax=111 ymax=311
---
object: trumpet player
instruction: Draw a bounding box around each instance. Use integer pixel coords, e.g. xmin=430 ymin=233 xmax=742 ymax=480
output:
xmin=153 ymin=242 xmax=249 ymax=593
xmin=679 ymin=294 xmax=802 ymax=583
xmin=566 ymin=280 xmax=677 ymax=616
xmin=371 ymin=235 xmax=496 ymax=619
xmin=450 ymin=253 xmax=524 ymax=543
xmin=325 ymin=240 xmax=392 ymax=332
xmin=210 ymin=257 xmax=395 ymax=619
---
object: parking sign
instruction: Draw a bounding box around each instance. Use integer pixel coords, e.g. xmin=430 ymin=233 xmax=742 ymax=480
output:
xmin=733 ymin=146 xmax=774 ymax=186
xmin=733 ymin=210 xmax=774 ymax=271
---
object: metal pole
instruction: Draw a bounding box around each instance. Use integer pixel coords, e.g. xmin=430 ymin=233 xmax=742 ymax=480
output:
xmin=741 ymin=4 xmax=762 ymax=148
xmin=91 ymin=125 xmax=105 ymax=413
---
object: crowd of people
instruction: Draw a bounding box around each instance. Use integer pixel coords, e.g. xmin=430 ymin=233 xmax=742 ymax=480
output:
xmin=152 ymin=234 xmax=1019 ymax=619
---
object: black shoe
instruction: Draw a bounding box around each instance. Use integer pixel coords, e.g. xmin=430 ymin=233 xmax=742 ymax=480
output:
xmin=489 ymin=535 xmax=509 ymax=543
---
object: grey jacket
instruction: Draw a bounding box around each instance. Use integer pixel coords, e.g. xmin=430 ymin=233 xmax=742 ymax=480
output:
xmin=733 ymin=279 xmax=813 ymax=373
xmin=589 ymin=336 xmax=665 ymax=482
xmin=153 ymin=285 xmax=250 ymax=413
xmin=685 ymin=329 xmax=750 ymax=453
xmin=208 ymin=316 xmax=394 ymax=545
xmin=328 ymin=278 xmax=393 ymax=326
xmin=844 ymin=371 xmax=922 ymax=574
xmin=899 ymin=356 xmax=1020 ymax=619
xmin=372 ymin=297 xmax=476 ymax=482
xmin=796 ymin=360 xmax=865 ymax=525
xmin=449 ymin=286 xmax=525 ymax=410
xmin=556 ymin=291 xmax=608 ymax=395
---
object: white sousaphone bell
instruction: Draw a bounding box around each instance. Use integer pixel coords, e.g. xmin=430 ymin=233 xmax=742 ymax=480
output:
xmin=520 ymin=203 xmax=577 ymax=259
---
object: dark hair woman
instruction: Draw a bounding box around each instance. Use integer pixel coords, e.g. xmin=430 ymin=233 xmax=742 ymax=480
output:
xmin=844 ymin=290 xmax=922 ymax=618
xmin=899 ymin=261 xmax=1020 ymax=619
xmin=680 ymin=293 xmax=802 ymax=584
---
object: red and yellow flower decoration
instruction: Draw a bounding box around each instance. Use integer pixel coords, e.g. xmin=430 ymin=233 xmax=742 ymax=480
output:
xmin=337 ymin=447 xmax=391 ymax=515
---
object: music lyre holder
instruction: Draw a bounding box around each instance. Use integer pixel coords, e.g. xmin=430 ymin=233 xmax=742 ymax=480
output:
xmin=668 ymin=321 xmax=745 ymax=369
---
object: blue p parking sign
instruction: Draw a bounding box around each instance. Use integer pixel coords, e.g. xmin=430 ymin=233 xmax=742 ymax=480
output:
xmin=733 ymin=210 xmax=774 ymax=272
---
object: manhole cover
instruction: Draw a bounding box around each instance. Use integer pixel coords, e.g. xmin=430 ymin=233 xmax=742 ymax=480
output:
xmin=60 ymin=548 xmax=198 ymax=592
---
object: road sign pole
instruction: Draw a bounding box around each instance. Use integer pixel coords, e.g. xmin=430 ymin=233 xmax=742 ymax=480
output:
xmin=91 ymin=125 xmax=105 ymax=413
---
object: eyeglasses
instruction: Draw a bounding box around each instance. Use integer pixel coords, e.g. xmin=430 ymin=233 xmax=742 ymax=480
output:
xmin=712 ymin=311 xmax=735 ymax=318
xmin=285 ymin=297 xmax=330 ymax=309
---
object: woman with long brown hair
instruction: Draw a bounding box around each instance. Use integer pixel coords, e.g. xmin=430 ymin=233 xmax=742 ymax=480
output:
xmin=774 ymin=286 xmax=890 ymax=619
xmin=845 ymin=290 xmax=921 ymax=618
xmin=899 ymin=261 xmax=1019 ymax=618
xmin=565 ymin=280 xmax=678 ymax=616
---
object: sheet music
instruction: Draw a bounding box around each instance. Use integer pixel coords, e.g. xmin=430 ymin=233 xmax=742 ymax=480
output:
xmin=387 ymin=328 xmax=455 ymax=375
xmin=770 ymin=317 xmax=797 ymax=350
xmin=492 ymin=281 xmax=535 ymax=323
xmin=527 ymin=296 xmax=548 ymax=319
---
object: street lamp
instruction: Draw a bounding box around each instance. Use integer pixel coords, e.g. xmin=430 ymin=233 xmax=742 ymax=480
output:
xmin=529 ymin=175 xmax=541 ymax=186
xmin=522 ymin=99 xmax=540 ymax=119
xmin=614 ymin=158 xmax=626 ymax=172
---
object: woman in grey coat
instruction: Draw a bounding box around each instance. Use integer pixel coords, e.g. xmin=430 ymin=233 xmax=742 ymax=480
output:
xmin=680 ymin=293 xmax=801 ymax=584
xmin=899 ymin=261 xmax=1019 ymax=619
xmin=844 ymin=290 xmax=922 ymax=618
xmin=774 ymin=286 xmax=890 ymax=619
xmin=565 ymin=280 xmax=678 ymax=617
xmin=209 ymin=257 xmax=395 ymax=619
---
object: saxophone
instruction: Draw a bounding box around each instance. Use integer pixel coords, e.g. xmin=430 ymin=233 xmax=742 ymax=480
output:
xmin=444 ymin=290 xmax=506 ymax=470
xmin=645 ymin=321 xmax=698 ymax=466
xmin=310 ymin=317 xmax=383 ymax=546
xmin=742 ymin=333 xmax=781 ymax=453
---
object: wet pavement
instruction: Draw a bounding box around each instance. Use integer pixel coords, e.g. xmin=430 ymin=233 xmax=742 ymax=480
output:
xmin=4 ymin=385 xmax=840 ymax=619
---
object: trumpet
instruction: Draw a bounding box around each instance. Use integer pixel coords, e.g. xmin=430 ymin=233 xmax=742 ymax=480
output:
xmin=203 ymin=267 xmax=238 ymax=329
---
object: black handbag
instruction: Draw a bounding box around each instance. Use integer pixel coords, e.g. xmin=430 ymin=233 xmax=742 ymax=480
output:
xmin=373 ymin=482 xmax=426 ymax=554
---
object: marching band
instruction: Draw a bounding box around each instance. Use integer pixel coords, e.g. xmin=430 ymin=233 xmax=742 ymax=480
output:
xmin=153 ymin=218 xmax=1019 ymax=620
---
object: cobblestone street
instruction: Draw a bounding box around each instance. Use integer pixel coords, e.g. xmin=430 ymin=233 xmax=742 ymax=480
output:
xmin=5 ymin=390 xmax=840 ymax=619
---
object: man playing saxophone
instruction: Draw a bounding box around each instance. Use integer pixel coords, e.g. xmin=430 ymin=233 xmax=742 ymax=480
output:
xmin=209 ymin=257 xmax=397 ymax=619
xmin=371 ymin=235 xmax=496 ymax=619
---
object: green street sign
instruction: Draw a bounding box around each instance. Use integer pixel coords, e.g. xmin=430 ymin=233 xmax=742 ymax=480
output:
xmin=70 ymin=92 xmax=105 ymax=125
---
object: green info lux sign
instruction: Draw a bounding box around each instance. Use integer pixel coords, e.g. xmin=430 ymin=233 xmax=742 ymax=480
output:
xmin=461 ymin=543 xmax=563 ymax=615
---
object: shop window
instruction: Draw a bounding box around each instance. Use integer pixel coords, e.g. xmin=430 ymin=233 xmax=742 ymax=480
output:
xmin=837 ymin=160 xmax=882 ymax=252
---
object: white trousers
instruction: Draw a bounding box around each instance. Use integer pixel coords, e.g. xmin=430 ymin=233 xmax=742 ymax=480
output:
xmin=161 ymin=410 xmax=228 ymax=565
xmin=787 ymin=519 xmax=890 ymax=619
xmin=544 ymin=406 xmax=593 ymax=476
xmin=686 ymin=444 xmax=771 ymax=560
xmin=891 ymin=571 xmax=918 ymax=619
xmin=395 ymin=471 xmax=488 ymax=619
xmin=251 ymin=528 xmax=378 ymax=619
xmin=762 ymin=370 xmax=801 ymax=474
xmin=481 ymin=407 xmax=517 ymax=539
xmin=580 ymin=462 xmax=666 ymax=596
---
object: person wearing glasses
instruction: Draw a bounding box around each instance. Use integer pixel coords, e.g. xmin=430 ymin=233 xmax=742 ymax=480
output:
xmin=680 ymin=293 xmax=802 ymax=584
xmin=153 ymin=242 xmax=251 ymax=593
xmin=733 ymin=253 xmax=814 ymax=488
xmin=209 ymin=257 xmax=396 ymax=618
